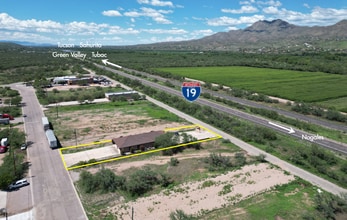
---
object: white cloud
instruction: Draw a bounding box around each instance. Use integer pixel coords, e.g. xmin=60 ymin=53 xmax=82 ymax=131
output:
xmin=0 ymin=12 xmax=141 ymax=42
xmin=137 ymin=0 xmax=174 ymax=7
xmin=102 ymin=10 xmax=122 ymax=17
xmin=262 ymin=6 xmax=279 ymax=14
xmin=0 ymin=30 xmax=54 ymax=42
xmin=262 ymin=6 xmax=347 ymax=26
xmin=222 ymin=6 xmax=259 ymax=14
xmin=303 ymin=3 xmax=310 ymax=9
xmin=143 ymin=28 xmax=187 ymax=34
xmin=257 ymin=0 xmax=282 ymax=7
xmin=0 ymin=13 xmax=62 ymax=33
xmin=207 ymin=15 xmax=265 ymax=26
xmin=193 ymin=29 xmax=214 ymax=35
xmin=124 ymin=7 xmax=173 ymax=24
xmin=240 ymin=0 xmax=255 ymax=5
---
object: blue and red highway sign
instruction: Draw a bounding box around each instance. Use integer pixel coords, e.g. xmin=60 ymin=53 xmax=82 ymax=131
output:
xmin=181 ymin=82 xmax=201 ymax=102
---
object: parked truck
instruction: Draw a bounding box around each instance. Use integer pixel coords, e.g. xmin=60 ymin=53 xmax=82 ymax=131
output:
xmin=42 ymin=117 xmax=50 ymax=131
xmin=45 ymin=129 xmax=57 ymax=149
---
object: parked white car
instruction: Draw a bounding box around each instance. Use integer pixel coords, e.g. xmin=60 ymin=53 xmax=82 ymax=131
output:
xmin=8 ymin=179 xmax=29 ymax=190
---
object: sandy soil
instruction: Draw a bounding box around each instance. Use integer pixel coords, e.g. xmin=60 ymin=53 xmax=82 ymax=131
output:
xmin=58 ymin=109 xmax=186 ymax=147
xmin=109 ymin=163 xmax=294 ymax=220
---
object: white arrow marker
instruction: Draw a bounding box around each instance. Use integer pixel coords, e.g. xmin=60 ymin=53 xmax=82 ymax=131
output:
xmin=268 ymin=121 xmax=295 ymax=134
xmin=102 ymin=59 xmax=122 ymax=69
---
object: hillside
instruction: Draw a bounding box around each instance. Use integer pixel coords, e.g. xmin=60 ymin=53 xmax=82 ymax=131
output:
xmin=121 ymin=19 xmax=347 ymax=51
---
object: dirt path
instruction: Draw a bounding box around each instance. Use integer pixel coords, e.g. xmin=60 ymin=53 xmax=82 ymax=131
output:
xmin=109 ymin=152 xmax=230 ymax=173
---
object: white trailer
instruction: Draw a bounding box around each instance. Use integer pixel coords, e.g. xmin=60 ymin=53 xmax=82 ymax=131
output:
xmin=45 ymin=129 xmax=57 ymax=148
xmin=42 ymin=117 xmax=50 ymax=131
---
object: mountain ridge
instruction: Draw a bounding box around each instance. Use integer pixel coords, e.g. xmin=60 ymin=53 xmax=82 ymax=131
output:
xmin=124 ymin=19 xmax=347 ymax=51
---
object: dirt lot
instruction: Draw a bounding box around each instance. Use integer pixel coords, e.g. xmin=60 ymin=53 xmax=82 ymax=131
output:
xmin=110 ymin=162 xmax=295 ymax=220
xmin=47 ymin=82 xmax=296 ymax=220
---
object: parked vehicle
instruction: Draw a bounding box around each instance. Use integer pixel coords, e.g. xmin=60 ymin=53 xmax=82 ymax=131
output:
xmin=1 ymin=138 xmax=8 ymax=146
xmin=46 ymin=129 xmax=57 ymax=148
xmin=0 ymin=118 xmax=9 ymax=125
xmin=8 ymin=179 xmax=29 ymax=190
xmin=0 ymin=146 xmax=7 ymax=153
xmin=42 ymin=117 xmax=50 ymax=131
xmin=21 ymin=143 xmax=27 ymax=150
xmin=0 ymin=113 xmax=14 ymax=120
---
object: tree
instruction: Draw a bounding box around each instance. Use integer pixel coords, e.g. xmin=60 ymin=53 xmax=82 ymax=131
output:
xmin=169 ymin=209 xmax=195 ymax=220
xmin=154 ymin=132 xmax=179 ymax=149
xmin=95 ymin=167 xmax=125 ymax=193
xmin=234 ymin=152 xmax=246 ymax=166
xmin=204 ymin=153 xmax=232 ymax=171
xmin=79 ymin=170 xmax=97 ymax=193
xmin=126 ymin=167 xmax=159 ymax=196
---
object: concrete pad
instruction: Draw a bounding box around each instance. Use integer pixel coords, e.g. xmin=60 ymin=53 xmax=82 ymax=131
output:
xmin=0 ymin=209 xmax=33 ymax=220
xmin=0 ymin=191 xmax=6 ymax=211
xmin=184 ymin=130 xmax=218 ymax=141
xmin=63 ymin=145 xmax=121 ymax=167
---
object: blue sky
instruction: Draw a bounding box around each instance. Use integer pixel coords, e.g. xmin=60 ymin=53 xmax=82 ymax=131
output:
xmin=0 ymin=0 xmax=346 ymax=46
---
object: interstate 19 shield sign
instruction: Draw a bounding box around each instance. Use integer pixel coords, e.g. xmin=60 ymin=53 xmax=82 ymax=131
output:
xmin=181 ymin=82 xmax=201 ymax=102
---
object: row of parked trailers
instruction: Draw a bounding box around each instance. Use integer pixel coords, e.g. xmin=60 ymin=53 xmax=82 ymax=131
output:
xmin=42 ymin=117 xmax=58 ymax=149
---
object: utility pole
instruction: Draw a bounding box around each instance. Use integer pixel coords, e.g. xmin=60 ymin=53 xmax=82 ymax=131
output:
xmin=8 ymin=122 xmax=16 ymax=177
xmin=131 ymin=207 xmax=134 ymax=220
xmin=56 ymin=102 xmax=59 ymax=118
xmin=74 ymin=129 xmax=77 ymax=146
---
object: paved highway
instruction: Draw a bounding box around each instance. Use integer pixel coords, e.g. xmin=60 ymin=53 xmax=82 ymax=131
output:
xmin=95 ymin=63 xmax=347 ymax=155
xmin=97 ymin=66 xmax=347 ymax=196
xmin=12 ymin=84 xmax=87 ymax=220
xmin=123 ymin=67 xmax=347 ymax=132
xmin=146 ymin=96 xmax=347 ymax=196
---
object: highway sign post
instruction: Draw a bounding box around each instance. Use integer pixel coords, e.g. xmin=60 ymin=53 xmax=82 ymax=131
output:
xmin=182 ymin=82 xmax=201 ymax=102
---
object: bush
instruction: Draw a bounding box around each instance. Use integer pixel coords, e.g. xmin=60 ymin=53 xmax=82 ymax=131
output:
xmin=169 ymin=157 xmax=179 ymax=166
xmin=169 ymin=209 xmax=195 ymax=220
xmin=126 ymin=167 xmax=160 ymax=196
xmin=234 ymin=152 xmax=246 ymax=166
xmin=78 ymin=168 xmax=125 ymax=193
xmin=256 ymin=153 xmax=267 ymax=162
xmin=314 ymin=192 xmax=347 ymax=219
xmin=204 ymin=153 xmax=232 ymax=171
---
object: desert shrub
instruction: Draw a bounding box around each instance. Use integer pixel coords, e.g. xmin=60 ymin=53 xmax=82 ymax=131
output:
xmin=169 ymin=157 xmax=179 ymax=166
xmin=126 ymin=167 xmax=160 ymax=196
xmin=204 ymin=153 xmax=232 ymax=171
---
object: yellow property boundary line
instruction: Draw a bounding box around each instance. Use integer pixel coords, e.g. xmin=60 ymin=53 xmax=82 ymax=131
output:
xmin=59 ymin=124 xmax=222 ymax=170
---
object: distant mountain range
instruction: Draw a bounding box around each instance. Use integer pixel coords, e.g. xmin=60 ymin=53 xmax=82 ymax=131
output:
xmin=2 ymin=19 xmax=347 ymax=51
xmin=122 ymin=19 xmax=347 ymax=51
xmin=0 ymin=41 xmax=54 ymax=47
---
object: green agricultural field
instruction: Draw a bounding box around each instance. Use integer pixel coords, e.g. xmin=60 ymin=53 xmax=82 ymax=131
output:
xmin=318 ymin=97 xmax=347 ymax=112
xmin=156 ymin=66 xmax=347 ymax=102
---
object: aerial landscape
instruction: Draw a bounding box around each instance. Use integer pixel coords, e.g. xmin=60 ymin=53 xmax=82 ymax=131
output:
xmin=0 ymin=0 xmax=347 ymax=219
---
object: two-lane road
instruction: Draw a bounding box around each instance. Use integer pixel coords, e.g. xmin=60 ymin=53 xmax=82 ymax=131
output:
xmin=96 ymin=63 xmax=347 ymax=155
xmin=12 ymin=84 xmax=87 ymax=220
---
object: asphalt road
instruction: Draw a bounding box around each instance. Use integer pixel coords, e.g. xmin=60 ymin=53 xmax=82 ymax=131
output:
xmin=12 ymin=84 xmax=87 ymax=220
xmin=96 ymin=66 xmax=347 ymax=196
xmin=146 ymin=96 xmax=347 ymax=196
xmin=122 ymin=67 xmax=347 ymax=132
xmin=95 ymin=63 xmax=347 ymax=155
